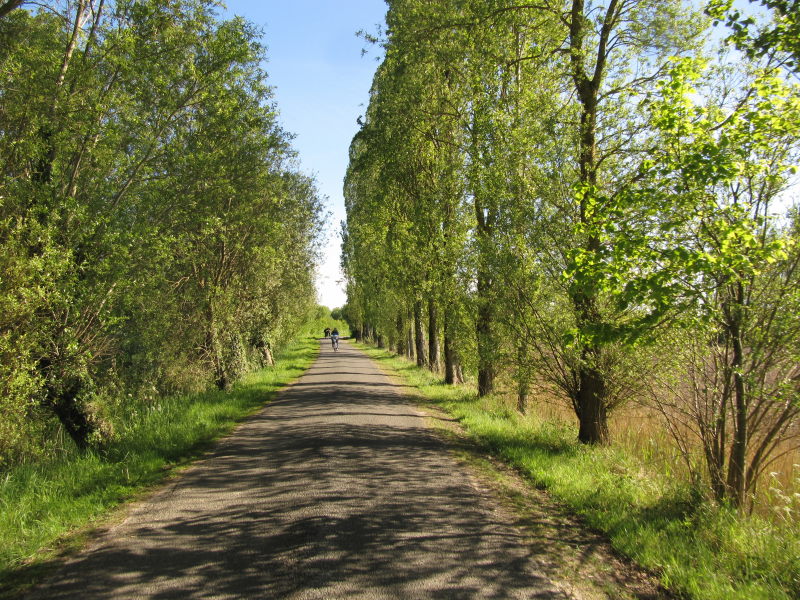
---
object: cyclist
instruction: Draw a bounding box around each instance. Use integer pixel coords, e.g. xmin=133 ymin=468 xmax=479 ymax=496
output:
xmin=331 ymin=327 xmax=340 ymax=351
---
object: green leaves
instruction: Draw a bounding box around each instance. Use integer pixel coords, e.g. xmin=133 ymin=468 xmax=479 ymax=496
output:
xmin=0 ymin=0 xmax=322 ymax=460
xmin=707 ymin=0 xmax=800 ymax=69
xmin=347 ymin=0 xmax=800 ymax=457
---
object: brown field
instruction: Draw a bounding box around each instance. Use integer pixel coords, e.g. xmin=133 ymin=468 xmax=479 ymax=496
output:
xmin=489 ymin=377 xmax=800 ymax=521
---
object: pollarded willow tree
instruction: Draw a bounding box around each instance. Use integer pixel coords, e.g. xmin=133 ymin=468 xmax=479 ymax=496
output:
xmin=0 ymin=0 xmax=322 ymax=462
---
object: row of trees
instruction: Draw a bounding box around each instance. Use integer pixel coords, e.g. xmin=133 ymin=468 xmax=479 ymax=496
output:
xmin=341 ymin=0 xmax=800 ymax=508
xmin=0 ymin=1 xmax=322 ymax=463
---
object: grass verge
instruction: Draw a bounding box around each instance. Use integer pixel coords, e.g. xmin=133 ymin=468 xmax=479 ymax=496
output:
xmin=356 ymin=343 xmax=800 ymax=600
xmin=0 ymin=336 xmax=320 ymax=598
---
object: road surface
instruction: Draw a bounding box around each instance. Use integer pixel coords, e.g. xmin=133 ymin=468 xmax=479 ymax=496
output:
xmin=27 ymin=339 xmax=569 ymax=599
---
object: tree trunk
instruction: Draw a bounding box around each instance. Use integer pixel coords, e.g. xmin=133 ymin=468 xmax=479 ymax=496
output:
xmin=0 ymin=1 xmax=26 ymax=20
xmin=405 ymin=309 xmax=415 ymax=360
xmin=396 ymin=313 xmax=406 ymax=356
xmin=725 ymin=281 xmax=748 ymax=506
xmin=31 ymin=3 xmax=106 ymax=453
xmin=212 ymin=339 xmax=228 ymax=389
xmin=704 ymin=436 xmax=728 ymax=503
xmin=474 ymin=206 xmax=495 ymax=396
xmin=259 ymin=342 xmax=274 ymax=367
xmin=566 ymin=0 xmax=618 ymax=443
xmin=39 ymin=358 xmax=103 ymax=451
xmin=444 ymin=310 xmax=463 ymax=385
xmin=469 ymin=101 xmax=498 ymax=397
xmin=573 ymin=292 xmax=610 ymax=444
xmin=414 ymin=300 xmax=427 ymax=367
xmin=428 ymin=298 xmax=441 ymax=373
xmin=576 ymin=354 xmax=609 ymax=444
xmin=50 ymin=395 xmax=96 ymax=451
xmin=516 ymin=346 xmax=530 ymax=414
xmin=478 ymin=365 xmax=495 ymax=396
xmin=33 ymin=1 xmax=89 ymax=185
xmin=206 ymin=303 xmax=228 ymax=390
xmin=517 ymin=388 xmax=528 ymax=414
xmin=476 ymin=299 xmax=495 ymax=396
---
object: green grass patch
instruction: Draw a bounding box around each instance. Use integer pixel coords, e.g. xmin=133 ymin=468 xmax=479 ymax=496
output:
xmin=356 ymin=343 xmax=800 ymax=600
xmin=0 ymin=336 xmax=320 ymax=596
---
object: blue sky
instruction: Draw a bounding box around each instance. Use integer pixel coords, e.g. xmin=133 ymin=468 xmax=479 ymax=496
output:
xmin=221 ymin=0 xmax=388 ymax=309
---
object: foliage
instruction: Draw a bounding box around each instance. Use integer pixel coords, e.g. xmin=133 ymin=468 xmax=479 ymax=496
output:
xmin=630 ymin=55 xmax=800 ymax=507
xmin=0 ymin=1 xmax=322 ymax=464
xmin=343 ymin=0 xmax=708 ymax=441
xmin=707 ymin=0 xmax=800 ymax=68
xmin=342 ymin=0 xmax=799 ymax=508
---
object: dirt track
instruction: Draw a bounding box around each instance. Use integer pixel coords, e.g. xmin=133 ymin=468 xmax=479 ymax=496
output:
xmin=25 ymin=339 xmax=586 ymax=599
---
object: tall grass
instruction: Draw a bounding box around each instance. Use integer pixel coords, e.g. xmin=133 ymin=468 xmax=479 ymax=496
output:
xmin=0 ymin=336 xmax=320 ymax=595
xmin=357 ymin=344 xmax=800 ymax=600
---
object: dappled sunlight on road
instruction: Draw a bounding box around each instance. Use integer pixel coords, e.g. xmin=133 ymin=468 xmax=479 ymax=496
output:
xmin=26 ymin=339 xmax=570 ymax=599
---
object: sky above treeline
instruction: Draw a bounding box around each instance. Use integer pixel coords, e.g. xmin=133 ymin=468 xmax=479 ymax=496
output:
xmin=221 ymin=0 xmax=388 ymax=310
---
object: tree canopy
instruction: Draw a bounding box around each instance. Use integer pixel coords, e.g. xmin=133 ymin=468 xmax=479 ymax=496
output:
xmin=0 ymin=0 xmax=323 ymax=461
xmin=342 ymin=0 xmax=800 ymax=508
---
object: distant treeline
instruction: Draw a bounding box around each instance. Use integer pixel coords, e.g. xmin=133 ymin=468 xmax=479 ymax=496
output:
xmin=341 ymin=0 xmax=800 ymax=510
xmin=0 ymin=1 xmax=322 ymax=464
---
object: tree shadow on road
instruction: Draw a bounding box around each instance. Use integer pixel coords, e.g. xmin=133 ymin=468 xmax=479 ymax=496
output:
xmin=22 ymin=347 xmax=665 ymax=599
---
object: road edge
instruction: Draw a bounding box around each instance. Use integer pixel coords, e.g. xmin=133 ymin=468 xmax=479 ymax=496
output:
xmin=354 ymin=342 xmax=673 ymax=600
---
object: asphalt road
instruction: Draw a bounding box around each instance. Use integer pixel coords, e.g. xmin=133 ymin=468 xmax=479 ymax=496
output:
xmin=27 ymin=339 xmax=568 ymax=599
